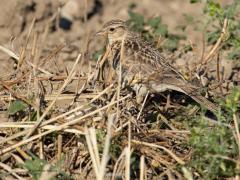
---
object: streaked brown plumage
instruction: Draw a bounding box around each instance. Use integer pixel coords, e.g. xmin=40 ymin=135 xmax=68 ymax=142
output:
xmin=96 ymin=19 xmax=218 ymax=112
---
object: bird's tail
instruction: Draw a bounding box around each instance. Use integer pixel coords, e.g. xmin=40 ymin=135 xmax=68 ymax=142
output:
xmin=179 ymin=84 xmax=219 ymax=113
xmin=188 ymin=93 xmax=219 ymax=113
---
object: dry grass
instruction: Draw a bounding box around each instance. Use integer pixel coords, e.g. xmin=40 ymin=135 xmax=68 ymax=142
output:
xmin=0 ymin=26 xmax=190 ymax=178
xmin=0 ymin=9 xmax=238 ymax=179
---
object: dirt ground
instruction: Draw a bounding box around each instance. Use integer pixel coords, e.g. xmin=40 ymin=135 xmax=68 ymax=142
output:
xmin=0 ymin=0 xmax=239 ymax=179
xmin=0 ymin=0 xmax=205 ymax=73
xmin=0 ymin=0 xmax=236 ymax=86
xmin=0 ymin=0 xmax=210 ymax=113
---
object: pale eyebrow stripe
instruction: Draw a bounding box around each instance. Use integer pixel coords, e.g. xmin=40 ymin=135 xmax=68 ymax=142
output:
xmin=102 ymin=19 xmax=125 ymax=28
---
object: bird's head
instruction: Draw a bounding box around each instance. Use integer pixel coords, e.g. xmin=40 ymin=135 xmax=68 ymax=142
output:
xmin=96 ymin=19 xmax=127 ymax=45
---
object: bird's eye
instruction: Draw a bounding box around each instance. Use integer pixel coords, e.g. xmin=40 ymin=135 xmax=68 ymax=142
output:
xmin=109 ymin=28 xmax=115 ymax=32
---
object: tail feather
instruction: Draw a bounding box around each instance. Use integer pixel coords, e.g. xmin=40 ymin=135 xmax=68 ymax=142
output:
xmin=179 ymin=85 xmax=219 ymax=113
xmin=188 ymin=93 xmax=218 ymax=113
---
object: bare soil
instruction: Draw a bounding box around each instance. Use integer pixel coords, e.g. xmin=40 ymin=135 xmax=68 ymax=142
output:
xmin=0 ymin=0 xmax=239 ymax=179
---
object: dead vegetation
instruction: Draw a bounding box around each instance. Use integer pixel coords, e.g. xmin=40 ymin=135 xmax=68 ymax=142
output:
xmin=0 ymin=0 xmax=239 ymax=179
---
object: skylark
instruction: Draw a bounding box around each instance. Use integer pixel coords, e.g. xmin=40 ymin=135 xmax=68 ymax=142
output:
xmin=96 ymin=19 xmax=218 ymax=112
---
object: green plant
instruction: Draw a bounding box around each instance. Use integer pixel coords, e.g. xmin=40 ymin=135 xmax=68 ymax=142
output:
xmin=191 ymin=0 xmax=240 ymax=60
xmin=8 ymin=100 xmax=27 ymax=115
xmin=20 ymin=155 xmax=70 ymax=180
xmin=93 ymin=48 xmax=105 ymax=61
xmin=127 ymin=11 xmax=185 ymax=51
xmin=225 ymin=87 xmax=240 ymax=114
xmin=187 ymin=88 xmax=240 ymax=179
xmin=96 ymin=129 xmax=106 ymax=152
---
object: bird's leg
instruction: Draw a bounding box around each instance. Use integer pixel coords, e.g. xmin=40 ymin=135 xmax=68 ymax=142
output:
xmin=164 ymin=93 xmax=171 ymax=111
xmin=132 ymin=83 xmax=148 ymax=104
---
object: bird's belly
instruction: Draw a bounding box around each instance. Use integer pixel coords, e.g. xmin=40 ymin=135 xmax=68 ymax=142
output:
xmin=150 ymin=83 xmax=186 ymax=94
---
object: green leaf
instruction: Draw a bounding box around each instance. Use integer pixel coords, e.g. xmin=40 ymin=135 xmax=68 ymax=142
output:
xmin=225 ymin=87 xmax=240 ymax=113
xmin=8 ymin=100 xmax=27 ymax=115
xmin=128 ymin=11 xmax=144 ymax=32
xmin=20 ymin=156 xmax=70 ymax=180
xmin=228 ymin=48 xmax=240 ymax=60
xmin=155 ymin=24 xmax=168 ymax=36
xmin=148 ymin=17 xmax=161 ymax=28
xmin=21 ymin=157 xmax=47 ymax=180
xmin=163 ymin=38 xmax=179 ymax=51
xmin=93 ymin=49 xmax=104 ymax=61
xmin=128 ymin=11 xmax=144 ymax=24
xmin=190 ymin=0 xmax=201 ymax=3
xmin=206 ymin=30 xmax=220 ymax=44
xmin=208 ymin=1 xmax=223 ymax=17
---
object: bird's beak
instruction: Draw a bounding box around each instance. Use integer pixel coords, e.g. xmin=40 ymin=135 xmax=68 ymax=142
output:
xmin=95 ymin=29 xmax=106 ymax=36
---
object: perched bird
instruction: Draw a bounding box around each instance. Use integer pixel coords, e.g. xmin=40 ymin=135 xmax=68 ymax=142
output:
xmin=96 ymin=19 xmax=218 ymax=112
